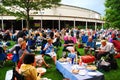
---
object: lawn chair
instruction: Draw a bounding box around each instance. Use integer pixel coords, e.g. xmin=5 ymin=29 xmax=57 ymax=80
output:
xmin=0 ymin=46 xmax=7 ymax=67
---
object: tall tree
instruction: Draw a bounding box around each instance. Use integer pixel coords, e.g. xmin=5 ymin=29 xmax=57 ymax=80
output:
xmin=0 ymin=0 xmax=61 ymax=29
xmin=105 ymin=0 xmax=120 ymax=29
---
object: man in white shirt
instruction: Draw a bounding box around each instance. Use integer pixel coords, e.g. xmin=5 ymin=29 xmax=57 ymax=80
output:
xmin=95 ymin=40 xmax=114 ymax=60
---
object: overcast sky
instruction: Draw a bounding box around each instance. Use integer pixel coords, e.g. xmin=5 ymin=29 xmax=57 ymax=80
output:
xmin=61 ymin=0 xmax=105 ymax=16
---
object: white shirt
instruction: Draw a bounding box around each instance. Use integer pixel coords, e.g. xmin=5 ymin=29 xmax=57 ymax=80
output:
xmin=100 ymin=42 xmax=114 ymax=52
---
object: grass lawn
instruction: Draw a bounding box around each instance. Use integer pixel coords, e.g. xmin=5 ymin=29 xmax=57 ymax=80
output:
xmin=0 ymin=41 xmax=120 ymax=80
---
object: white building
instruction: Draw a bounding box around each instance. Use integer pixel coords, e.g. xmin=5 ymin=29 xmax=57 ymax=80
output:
xmin=0 ymin=4 xmax=104 ymax=30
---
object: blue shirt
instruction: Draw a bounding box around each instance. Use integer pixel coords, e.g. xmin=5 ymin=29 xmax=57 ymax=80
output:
xmin=86 ymin=41 xmax=95 ymax=48
xmin=44 ymin=43 xmax=54 ymax=54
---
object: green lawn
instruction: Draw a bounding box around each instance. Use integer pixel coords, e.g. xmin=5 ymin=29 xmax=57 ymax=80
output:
xmin=0 ymin=41 xmax=120 ymax=80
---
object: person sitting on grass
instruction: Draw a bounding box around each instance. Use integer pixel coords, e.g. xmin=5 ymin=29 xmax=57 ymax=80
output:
xmin=95 ymin=40 xmax=114 ymax=61
xmin=43 ymin=38 xmax=57 ymax=64
xmin=19 ymin=54 xmax=41 ymax=80
xmin=84 ymin=36 xmax=95 ymax=54
xmin=17 ymin=41 xmax=50 ymax=69
xmin=26 ymin=35 xmax=36 ymax=52
xmin=62 ymin=36 xmax=75 ymax=58
xmin=112 ymin=38 xmax=120 ymax=53
xmin=8 ymin=37 xmax=23 ymax=63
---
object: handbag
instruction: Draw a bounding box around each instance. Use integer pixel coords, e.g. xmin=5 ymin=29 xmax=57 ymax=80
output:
xmin=98 ymin=59 xmax=111 ymax=71
xmin=11 ymin=67 xmax=31 ymax=80
xmin=11 ymin=67 xmax=24 ymax=80
xmin=100 ymin=59 xmax=110 ymax=66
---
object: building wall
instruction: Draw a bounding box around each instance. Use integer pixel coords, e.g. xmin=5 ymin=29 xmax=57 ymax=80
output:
xmin=0 ymin=4 xmax=104 ymax=30
xmin=31 ymin=4 xmax=101 ymax=19
xmin=1 ymin=4 xmax=102 ymax=22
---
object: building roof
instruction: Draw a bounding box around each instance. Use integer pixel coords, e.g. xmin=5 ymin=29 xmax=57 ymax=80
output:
xmin=61 ymin=4 xmax=101 ymax=15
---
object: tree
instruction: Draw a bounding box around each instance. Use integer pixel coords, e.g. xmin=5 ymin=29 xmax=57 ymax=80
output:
xmin=105 ymin=0 xmax=120 ymax=29
xmin=0 ymin=0 xmax=61 ymax=29
xmin=0 ymin=3 xmax=8 ymax=30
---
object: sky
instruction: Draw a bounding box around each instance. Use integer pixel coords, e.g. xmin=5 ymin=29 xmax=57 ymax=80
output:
xmin=61 ymin=0 xmax=105 ymax=16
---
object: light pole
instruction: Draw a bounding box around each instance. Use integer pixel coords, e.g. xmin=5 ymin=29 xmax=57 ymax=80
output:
xmin=40 ymin=11 xmax=44 ymax=31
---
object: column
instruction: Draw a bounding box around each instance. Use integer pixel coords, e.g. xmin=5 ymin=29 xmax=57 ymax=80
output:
xmin=58 ymin=14 xmax=61 ymax=30
xmin=74 ymin=17 xmax=76 ymax=28
xmin=95 ymin=22 xmax=97 ymax=31
xmin=86 ymin=21 xmax=88 ymax=30
xmin=22 ymin=19 xmax=23 ymax=30
xmin=41 ymin=14 xmax=43 ymax=30
xmin=52 ymin=20 xmax=54 ymax=29
xmin=40 ymin=11 xmax=44 ymax=31
xmin=102 ymin=23 xmax=103 ymax=29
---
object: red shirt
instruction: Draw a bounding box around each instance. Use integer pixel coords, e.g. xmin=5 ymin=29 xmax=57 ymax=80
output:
xmin=112 ymin=40 xmax=120 ymax=52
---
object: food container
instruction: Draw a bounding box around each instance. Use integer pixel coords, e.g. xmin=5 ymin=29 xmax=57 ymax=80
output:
xmin=37 ymin=67 xmax=46 ymax=75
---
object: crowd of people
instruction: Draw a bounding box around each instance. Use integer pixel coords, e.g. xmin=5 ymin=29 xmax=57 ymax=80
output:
xmin=0 ymin=27 xmax=120 ymax=79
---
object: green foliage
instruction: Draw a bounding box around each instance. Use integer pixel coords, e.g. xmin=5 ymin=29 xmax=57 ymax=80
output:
xmin=105 ymin=0 xmax=120 ymax=29
xmin=0 ymin=0 xmax=61 ymax=28
xmin=0 ymin=5 xmax=8 ymax=15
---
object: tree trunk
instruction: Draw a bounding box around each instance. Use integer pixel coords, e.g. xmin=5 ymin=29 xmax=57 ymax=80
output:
xmin=26 ymin=0 xmax=30 ymax=29
xmin=26 ymin=8 xmax=30 ymax=29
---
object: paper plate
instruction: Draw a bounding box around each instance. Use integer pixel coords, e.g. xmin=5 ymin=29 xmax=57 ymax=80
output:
xmin=41 ymin=78 xmax=51 ymax=80
xmin=59 ymin=58 xmax=67 ymax=62
xmin=86 ymin=65 xmax=97 ymax=71
xmin=88 ymin=72 xmax=97 ymax=76
xmin=79 ymin=70 xmax=87 ymax=76
xmin=78 ymin=66 xmax=85 ymax=70
xmin=72 ymin=69 xmax=79 ymax=74
xmin=36 ymin=67 xmax=46 ymax=74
